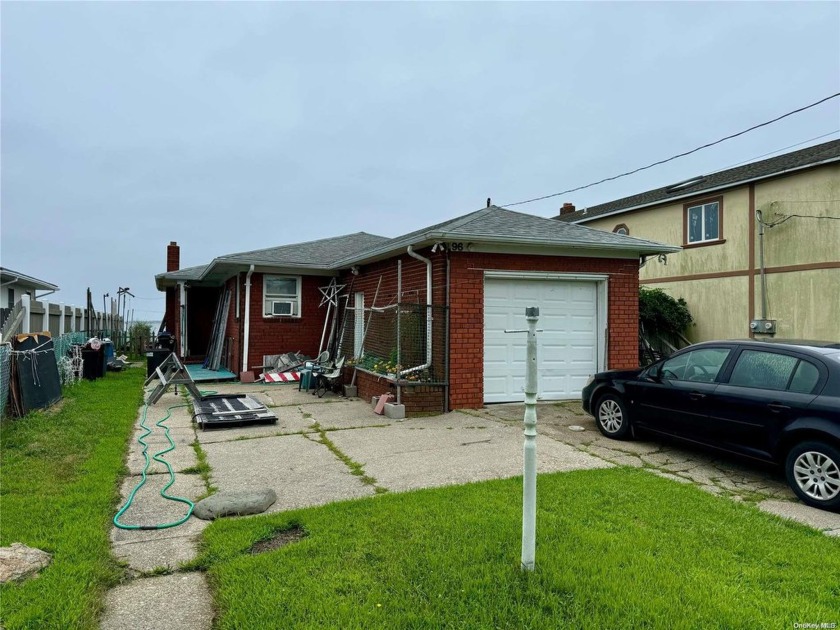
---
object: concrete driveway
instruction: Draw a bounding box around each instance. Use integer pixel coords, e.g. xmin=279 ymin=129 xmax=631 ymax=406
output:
xmin=102 ymin=381 xmax=840 ymax=629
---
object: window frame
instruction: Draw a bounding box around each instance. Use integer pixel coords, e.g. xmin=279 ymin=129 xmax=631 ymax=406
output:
xmin=613 ymin=223 xmax=630 ymax=236
xmin=263 ymin=275 xmax=302 ymax=318
xmin=683 ymin=195 xmax=724 ymax=248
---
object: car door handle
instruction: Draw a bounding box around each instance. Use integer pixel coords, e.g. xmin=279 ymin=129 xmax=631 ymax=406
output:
xmin=768 ymin=403 xmax=790 ymax=413
xmin=688 ymin=392 xmax=706 ymax=400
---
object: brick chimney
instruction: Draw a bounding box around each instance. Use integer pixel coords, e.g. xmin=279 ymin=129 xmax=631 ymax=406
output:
xmin=559 ymin=202 xmax=576 ymax=216
xmin=167 ymin=241 xmax=180 ymax=272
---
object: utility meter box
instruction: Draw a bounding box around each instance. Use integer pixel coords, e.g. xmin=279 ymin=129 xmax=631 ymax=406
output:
xmin=750 ymin=319 xmax=777 ymax=335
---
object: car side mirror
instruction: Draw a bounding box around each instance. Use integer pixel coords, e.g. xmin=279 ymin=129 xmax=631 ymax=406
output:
xmin=645 ymin=364 xmax=663 ymax=382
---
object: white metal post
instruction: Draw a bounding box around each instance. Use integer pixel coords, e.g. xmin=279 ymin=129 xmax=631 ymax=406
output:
xmin=43 ymin=300 xmax=50 ymax=334
xmin=521 ymin=306 xmax=539 ymax=571
xmin=59 ymin=303 xmax=65 ymax=336
xmin=70 ymin=305 xmax=75 ymax=333
xmin=21 ymin=294 xmax=31 ymax=334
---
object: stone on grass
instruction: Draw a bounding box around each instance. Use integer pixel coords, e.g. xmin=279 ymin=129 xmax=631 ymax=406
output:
xmin=0 ymin=543 xmax=52 ymax=583
xmin=193 ymin=488 xmax=277 ymax=520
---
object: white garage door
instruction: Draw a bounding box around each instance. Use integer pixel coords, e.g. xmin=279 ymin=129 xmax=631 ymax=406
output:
xmin=484 ymin=275 xmax=602 ymax=403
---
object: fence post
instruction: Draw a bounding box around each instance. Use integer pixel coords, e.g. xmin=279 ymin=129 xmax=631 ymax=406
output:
xmin=21 ymin=294 xmax=31 ymax=334
xmin=42 ymin=299 xmax=50 ymax=334
xmin=70 ymin=306 xmax=75 ymax=333
xmin=59 ymin=303 xmax=66 ymax=336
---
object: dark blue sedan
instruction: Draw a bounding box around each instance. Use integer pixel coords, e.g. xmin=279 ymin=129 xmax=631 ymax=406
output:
xmin=582 ymin=339 xmax=840 ymax=511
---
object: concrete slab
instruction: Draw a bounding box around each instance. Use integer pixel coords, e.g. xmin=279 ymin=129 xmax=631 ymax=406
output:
xmin=112 ymin=473 xmax=206 ymax=538
xmin=757 ymin=500 xmax=840 ymax=534
xmin=101 ymin=573 xmax=214 ymax=630
xmin=202 ymin=433 xmax=376 ymax=512
xmin=328 ymin=414 xmax=610 ymax=492
xmin=194 ymin=406 xmax=313 ymax=444
xmin=309 ymin=399 xmax=394 ymax=431
xmin=126 ymin=442 xmax=198 ymax=476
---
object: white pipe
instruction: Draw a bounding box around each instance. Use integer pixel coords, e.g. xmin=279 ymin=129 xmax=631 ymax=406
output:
xmin=242 ymin=265 xmax=255 ymax=374
xmin=400 ymin=246 xmax=432 ymax=376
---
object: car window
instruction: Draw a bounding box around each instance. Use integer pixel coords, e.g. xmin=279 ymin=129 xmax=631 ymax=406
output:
xmin=661 ymin=348 xmax=730 ymax=382
xmin=788 ymin=360 xmax=820 ymax=394
xmin=728 ymin=350 xmax=797 ymax=391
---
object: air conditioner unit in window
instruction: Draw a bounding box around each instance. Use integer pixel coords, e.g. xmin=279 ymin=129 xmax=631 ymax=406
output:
xmin=271 ymin=300 xmax=296 ymax=316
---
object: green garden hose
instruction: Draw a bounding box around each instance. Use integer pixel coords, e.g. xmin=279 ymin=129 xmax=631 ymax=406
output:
xmin=113 ymin=393 xmax=212 ymax=530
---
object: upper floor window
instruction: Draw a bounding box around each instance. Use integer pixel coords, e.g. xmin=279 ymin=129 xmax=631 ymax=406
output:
xmin=264 ymin=276 xmax=301 ymax=317
xmin=684 ymin=197 xmax=722 ymax=245
xmin=613 ymin=224 xmax=629 ymax=236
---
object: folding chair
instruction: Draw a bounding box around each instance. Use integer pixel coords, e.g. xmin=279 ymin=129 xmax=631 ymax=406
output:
xmin=314 ymin=357 xmax=345 ymax=398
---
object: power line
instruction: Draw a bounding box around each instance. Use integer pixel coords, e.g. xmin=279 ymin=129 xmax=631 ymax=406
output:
xmin=717 ymin=129 xmax=840 ymax=171
xmin=501 ymin=92 xmax=840 ymax=208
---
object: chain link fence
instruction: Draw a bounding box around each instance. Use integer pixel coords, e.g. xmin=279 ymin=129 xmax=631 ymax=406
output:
xmin=0 ymin=343 xmax=11 ymax=419
xmin=338 ymin=303 xmax=448 ymax=384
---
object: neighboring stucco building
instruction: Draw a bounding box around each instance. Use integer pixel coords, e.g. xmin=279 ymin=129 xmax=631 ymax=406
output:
xmin=0 ymin=267 xmax=59 ymax=310
xmin=557 ymin=140 xmax=840 ymax=342
xmin=157 ymin=206 xmax=676 ymax=413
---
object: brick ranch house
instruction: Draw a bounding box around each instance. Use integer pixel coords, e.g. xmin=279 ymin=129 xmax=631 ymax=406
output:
xmin=156 ymin=205 xmax=677 ymax=414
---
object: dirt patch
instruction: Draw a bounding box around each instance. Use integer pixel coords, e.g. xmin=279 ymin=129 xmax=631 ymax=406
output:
xmin=250 ymin=526 xmax=307 ymax=554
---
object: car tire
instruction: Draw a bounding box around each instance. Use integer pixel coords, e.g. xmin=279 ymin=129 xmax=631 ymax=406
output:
xmin=594 ymin=393 xmax=632 ymax=440
xmin=785 ymin=440 xmax=840 ymax=512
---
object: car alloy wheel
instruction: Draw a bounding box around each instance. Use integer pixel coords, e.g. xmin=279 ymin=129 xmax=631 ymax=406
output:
xmin=792 ymin=450 xmax=840 ymax=502
xmin=595 ymin=394 xmax=631 ymax=439
xmin=599 ymin=399 xmax=623 ymax=433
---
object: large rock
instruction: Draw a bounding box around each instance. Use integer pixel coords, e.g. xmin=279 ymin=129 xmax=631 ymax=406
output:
xmin=193 ymin=489 xmax=277 ymax=520
xmin=0 ymin=543 xmax=52 ymax=583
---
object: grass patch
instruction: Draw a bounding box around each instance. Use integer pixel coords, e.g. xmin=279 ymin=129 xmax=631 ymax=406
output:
xmin=190 ymin=440 xmax=217 ymax=500
xmin=0 ymin=368 xmax=145 ymax=629
xmin=309 ymin=423 xmax=386 ymax=493
xmin=195 ymin=467 xmax=839 ymax=629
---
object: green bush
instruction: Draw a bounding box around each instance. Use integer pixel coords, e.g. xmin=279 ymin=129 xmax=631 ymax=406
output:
xmin=639 ymin=288 xmax=693 ymax=337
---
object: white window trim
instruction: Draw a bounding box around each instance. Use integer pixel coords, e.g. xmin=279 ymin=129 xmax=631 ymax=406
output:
xmin=263 ymin=275 xmax=302 ymax=318
xmin=686 ymin=201 xmax=720 ymax=244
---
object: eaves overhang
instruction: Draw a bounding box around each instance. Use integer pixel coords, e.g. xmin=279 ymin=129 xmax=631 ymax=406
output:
xmin=572 ymin=156 xmax=840 ymax=224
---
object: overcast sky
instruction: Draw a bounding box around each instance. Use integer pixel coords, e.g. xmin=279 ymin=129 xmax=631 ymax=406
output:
xmin=2 ymin=1 xmax=838 ymax=324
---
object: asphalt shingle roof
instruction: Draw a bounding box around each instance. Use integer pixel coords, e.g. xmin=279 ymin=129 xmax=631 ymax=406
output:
xmin=556 ymin=139 xmax=840 ymax=223
xmin=218 ymin=232 xmax=389 ymax=267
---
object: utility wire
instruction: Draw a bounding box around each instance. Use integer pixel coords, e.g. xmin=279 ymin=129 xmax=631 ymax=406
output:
xmin=501 ymin=92 xmax=840 ymax=208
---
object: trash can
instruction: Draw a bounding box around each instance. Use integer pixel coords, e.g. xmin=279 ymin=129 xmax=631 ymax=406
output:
xmin=82 ymin=348 xmax=104 ymax=380
xmin=146 ymin=348 xmax=172 ymax=377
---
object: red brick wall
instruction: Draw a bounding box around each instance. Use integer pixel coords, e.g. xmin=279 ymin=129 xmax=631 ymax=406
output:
xmin=448 ymin=252 xmax=640 ymax=409
xmin=352 ymin=369 xmax=446 ymax=415
xmin=236 ymin=273 xmax=331 ymax=376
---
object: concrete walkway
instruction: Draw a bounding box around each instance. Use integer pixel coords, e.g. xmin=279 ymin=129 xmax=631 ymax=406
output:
xmin=101 ymin=384 xmax=840 ymax=629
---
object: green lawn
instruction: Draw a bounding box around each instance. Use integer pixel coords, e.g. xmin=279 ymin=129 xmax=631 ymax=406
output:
xmin=0 ymin=368 xmax=144 ymax=629
xmin=194 ymin=468 xmax=840 ymax=629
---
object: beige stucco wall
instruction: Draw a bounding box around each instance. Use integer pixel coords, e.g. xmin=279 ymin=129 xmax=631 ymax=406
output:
xmin=759 ymin=268 xmax=840 ymax=340
xmin=642 ymin=277 xmax=749 ymax=343
xmin=581 ymin=162 xmax=840 ymax=341
xmin=585 ymin=186 xmax=751 ymax=280
xmin=754 ymin=164 xmax=840 ymax=268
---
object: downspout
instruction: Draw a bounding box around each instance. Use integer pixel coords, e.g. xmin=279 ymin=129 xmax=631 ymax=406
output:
xmin=241 ymin=265 xmax=255 ymax=374
xmin=178 ymin=282 xmax=186 ymax=357
xmin=400 ymin=246 xmax=432 ymax=376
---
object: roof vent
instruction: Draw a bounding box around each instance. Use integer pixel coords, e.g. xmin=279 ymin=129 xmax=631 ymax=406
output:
xmin=666 ymin=176 xmax=707 ymax=194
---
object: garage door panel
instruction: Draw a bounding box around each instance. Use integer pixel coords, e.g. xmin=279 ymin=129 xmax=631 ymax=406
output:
xmin=484 ymin=277 xmax=600 ymax=403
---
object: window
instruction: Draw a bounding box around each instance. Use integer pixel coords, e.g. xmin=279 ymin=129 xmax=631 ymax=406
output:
xmin=684 ymin=197 xmax=722 ymax=245
xmin=661 ymin=348 xmax=730 ymax=382
xmin=263 ymin=276 xmax=300 ymax=317
xmin=613 ymin=224 xmax=629 ymax=236
xmin=789 ymin=360 xmax=820 ymax=394
xmin=728 ymin=350 xmax=797 ymax=391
